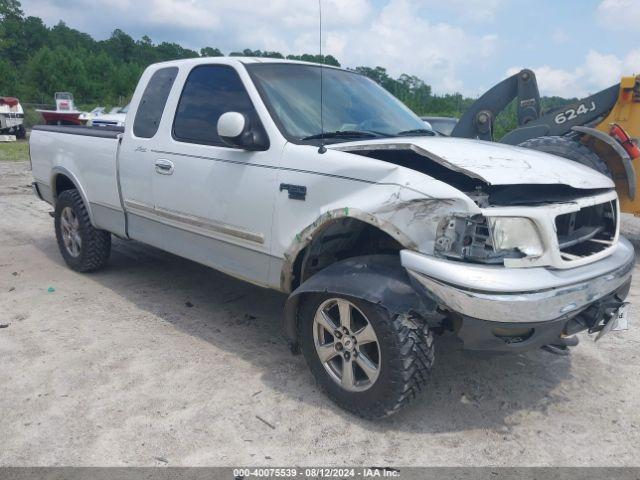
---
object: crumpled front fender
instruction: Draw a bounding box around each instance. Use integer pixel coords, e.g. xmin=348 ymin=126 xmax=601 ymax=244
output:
xmin=282 ymin=254 xmax=438 ymax=353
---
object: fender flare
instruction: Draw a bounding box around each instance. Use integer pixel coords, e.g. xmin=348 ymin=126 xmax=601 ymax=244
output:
xmin=50 ymin=166 xmax=96 ymax=226
xmin=282 ymin=254 xmax=438 ymax=353
xmin=572 ymin=126 xmax=636 ymax=200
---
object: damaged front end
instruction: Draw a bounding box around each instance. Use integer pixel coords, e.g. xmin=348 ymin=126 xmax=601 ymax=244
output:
xmin=402 ymin=235 xmax=634 ymax=352
xmin=449 ymin=281 xmax=631 ymax=354
xmin=281 ymin=137 xmax=631 ymax=353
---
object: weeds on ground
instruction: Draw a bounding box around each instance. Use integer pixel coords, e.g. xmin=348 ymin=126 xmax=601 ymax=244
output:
xmin=0 ymin=141 xmax=29 ymax=162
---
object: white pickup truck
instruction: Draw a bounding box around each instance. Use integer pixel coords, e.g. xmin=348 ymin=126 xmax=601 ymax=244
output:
xmin=30 ymin=57 xmax=633 ymax=418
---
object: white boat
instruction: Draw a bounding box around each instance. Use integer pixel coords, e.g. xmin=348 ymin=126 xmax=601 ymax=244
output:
xmin=36 ymin=92 xmax=86 ymax=125
xmin=0 ymin=96 xmax=25 ymax=138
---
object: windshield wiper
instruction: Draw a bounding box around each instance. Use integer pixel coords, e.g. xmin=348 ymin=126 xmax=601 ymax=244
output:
xmin=395 ymin=128 xmax=436 ymax=137
xmin=301 ymin=130 xmax=380 ymax=141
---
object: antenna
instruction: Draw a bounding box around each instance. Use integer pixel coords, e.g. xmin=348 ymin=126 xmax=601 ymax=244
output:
xmin=318 ymin=0 xmax=327 ymax=154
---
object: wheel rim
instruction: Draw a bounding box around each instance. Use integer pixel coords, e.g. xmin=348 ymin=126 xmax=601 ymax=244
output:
xmin=313 ymin=298 xmax=381 ymax=392
xmin=60 ymin=206 xmax=81 ymax=257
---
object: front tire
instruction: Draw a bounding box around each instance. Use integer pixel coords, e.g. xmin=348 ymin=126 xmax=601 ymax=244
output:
xmin=54 ymin=189 xmax=111 ymax=272
xmin=299 ymin=294 xmax=434 ymax=419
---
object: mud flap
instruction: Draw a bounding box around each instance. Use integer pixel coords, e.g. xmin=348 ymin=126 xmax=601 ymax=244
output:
xmin=282 ymin=255 xmax=438 ymax=353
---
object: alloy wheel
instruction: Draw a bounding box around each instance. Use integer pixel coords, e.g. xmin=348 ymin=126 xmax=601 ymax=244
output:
xmin=312 ymin=298 xmax=381 ymax=392
xmin=60 ymin=206 xmax=82 ymax=257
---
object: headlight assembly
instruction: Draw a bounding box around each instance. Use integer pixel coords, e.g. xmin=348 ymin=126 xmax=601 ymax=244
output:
xmin=434 ymin=214 xmax=544 ymax=264
xmin=489 ymin=217 xmax=544 ymax=258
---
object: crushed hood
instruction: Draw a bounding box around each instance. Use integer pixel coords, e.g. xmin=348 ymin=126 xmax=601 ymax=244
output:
xmin=330 ymin=137 xmax=614 ymax=190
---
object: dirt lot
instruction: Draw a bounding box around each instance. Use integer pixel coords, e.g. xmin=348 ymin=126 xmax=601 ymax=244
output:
xmin=1 ymin=159 xmax=640 ymax=466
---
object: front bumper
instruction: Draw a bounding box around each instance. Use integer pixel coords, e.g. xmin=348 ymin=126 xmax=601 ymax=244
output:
xmin=401 ymin=237 xmax=634 ymax=350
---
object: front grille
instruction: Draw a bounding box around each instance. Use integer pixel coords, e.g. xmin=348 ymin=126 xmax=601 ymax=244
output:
xmin=555 ymin=200 xmax=617 ymax=261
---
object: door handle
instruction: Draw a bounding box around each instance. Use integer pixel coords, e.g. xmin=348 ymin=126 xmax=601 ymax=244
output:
xmin=155 ymin=159 xmax=174 ymax=175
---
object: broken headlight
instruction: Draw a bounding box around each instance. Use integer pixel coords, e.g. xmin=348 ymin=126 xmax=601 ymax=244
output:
xmin=489 ymin=217 xmax=544 ymax=258
xmin=434 ymin=215 xmax=543 ymax=264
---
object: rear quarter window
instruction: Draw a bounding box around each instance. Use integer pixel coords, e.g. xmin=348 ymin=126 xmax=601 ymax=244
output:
xmin=133 ymin=67 xmax=178 ymax=139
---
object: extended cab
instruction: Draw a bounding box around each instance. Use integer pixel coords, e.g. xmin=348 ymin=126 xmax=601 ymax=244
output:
xmin=30 ymin=58 xmax=634 ymax=418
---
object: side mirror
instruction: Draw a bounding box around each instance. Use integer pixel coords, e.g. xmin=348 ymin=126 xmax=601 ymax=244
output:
xmin=217 ymin=111 xmax=268 ymax=151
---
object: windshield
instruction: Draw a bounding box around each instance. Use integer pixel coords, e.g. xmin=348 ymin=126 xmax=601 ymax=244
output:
xmin=247 ymin=63 xmax=427 ymax=143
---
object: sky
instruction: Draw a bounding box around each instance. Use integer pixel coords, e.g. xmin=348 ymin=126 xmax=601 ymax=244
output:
xmin=19 ymin=0 xmax=640 ymax=97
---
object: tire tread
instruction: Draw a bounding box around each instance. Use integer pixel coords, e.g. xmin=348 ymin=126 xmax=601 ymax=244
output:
xmin=518 ymin=135 xmax=611 ymax=177
xmin=55 ymin=189 xmax=111 ymax=272
xmin=299 ymin=295 xmax=435 ymax=419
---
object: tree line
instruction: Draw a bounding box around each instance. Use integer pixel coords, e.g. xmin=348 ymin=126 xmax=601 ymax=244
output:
xmin=0 ymin=0 xmax=573 ymax=137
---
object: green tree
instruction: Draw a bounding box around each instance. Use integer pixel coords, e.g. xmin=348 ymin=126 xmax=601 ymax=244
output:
xmin=133 ymin=35 xmax=159 ymax=65
xmin=155 ymin=42 xmax=198 ymax=61
xmin=0 ymin=0 xmax=22 ymax=18
xmin=287 ymin=53 xmax=340 ymax=66
xmin=0 ymin=56 xmax=18 ymax=95
xmin=0 ymin=0 xmax=24 ymax=64
xmin=23 ymin=46 xmax=90 ymax=101
xmin=101 ymin=29 xmax=136 ymax=63
xmin=49 ymin=21 xmax=93 ymax=52
xmin=200 ymin=46 xmax=223 ymax=57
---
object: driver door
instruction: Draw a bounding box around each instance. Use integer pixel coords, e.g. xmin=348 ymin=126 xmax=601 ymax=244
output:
xmin=150 ymin=64 xmax=278 ymax=285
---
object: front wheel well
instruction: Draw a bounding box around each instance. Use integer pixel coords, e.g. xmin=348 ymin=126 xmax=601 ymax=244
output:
xmin=290 ymin=217 xmax=404 ymax=291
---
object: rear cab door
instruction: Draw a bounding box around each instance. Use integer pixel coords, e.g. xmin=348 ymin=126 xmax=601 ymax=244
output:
xmin=119 ymin=65 xmax=179 ymax=247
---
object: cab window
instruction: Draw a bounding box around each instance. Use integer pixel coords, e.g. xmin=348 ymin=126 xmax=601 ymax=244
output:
xmin=172 ymin=65 xmax=263 ymax=147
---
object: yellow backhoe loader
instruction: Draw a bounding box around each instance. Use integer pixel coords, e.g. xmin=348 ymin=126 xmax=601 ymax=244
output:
xmin=450 ymin=71 xmax=640 ymax=214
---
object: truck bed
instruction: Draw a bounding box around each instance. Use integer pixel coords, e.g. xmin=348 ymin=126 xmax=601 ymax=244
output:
xmin=30 ymin=124 xmax=126 ymax=237
xmin=32 ymin=124 xmax=124 ymax=138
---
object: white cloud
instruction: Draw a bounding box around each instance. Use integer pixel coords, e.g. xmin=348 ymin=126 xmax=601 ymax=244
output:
xmin=417 ymin=0 xmax=504 ymax=22
xmin=337 ymin=0 xmax=499 ymax=93
xmin=138 ymin=0 xmax=494 ymax=93
xmin=507 ymin=49 xmax=640 ymax=97
xmin=148 ymin=0 xmax=220 ymax=29
xmin=597 ymin=0 xmax=640 ymax=29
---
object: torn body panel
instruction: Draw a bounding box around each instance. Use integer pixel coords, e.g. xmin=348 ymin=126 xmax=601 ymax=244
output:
xmin=274 ymin=142 xmax=479 ymax=292
xmin=278 ymin=193 xmax=471 ymax=292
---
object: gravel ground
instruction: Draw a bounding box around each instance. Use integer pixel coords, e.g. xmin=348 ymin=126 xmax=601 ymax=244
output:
xmin=1 ymin=160 xmax=639 ymax=466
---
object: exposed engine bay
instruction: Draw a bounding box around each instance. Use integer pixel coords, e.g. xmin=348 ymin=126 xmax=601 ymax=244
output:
xmin=349 ymin=147 xmax=610 ymax=207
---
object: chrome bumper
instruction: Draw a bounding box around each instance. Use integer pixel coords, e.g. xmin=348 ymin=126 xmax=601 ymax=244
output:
xmin=401 ymin=236 xmax=635 ymax=323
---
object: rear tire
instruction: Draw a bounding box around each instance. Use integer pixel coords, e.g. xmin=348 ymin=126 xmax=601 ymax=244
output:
xmin=518 ymin=135 xmax=611 ymax=178
xmin=54 ymin=189 xmax=111 ymax=272
xmin=299 ymin=293 xmax=434 ymax=419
